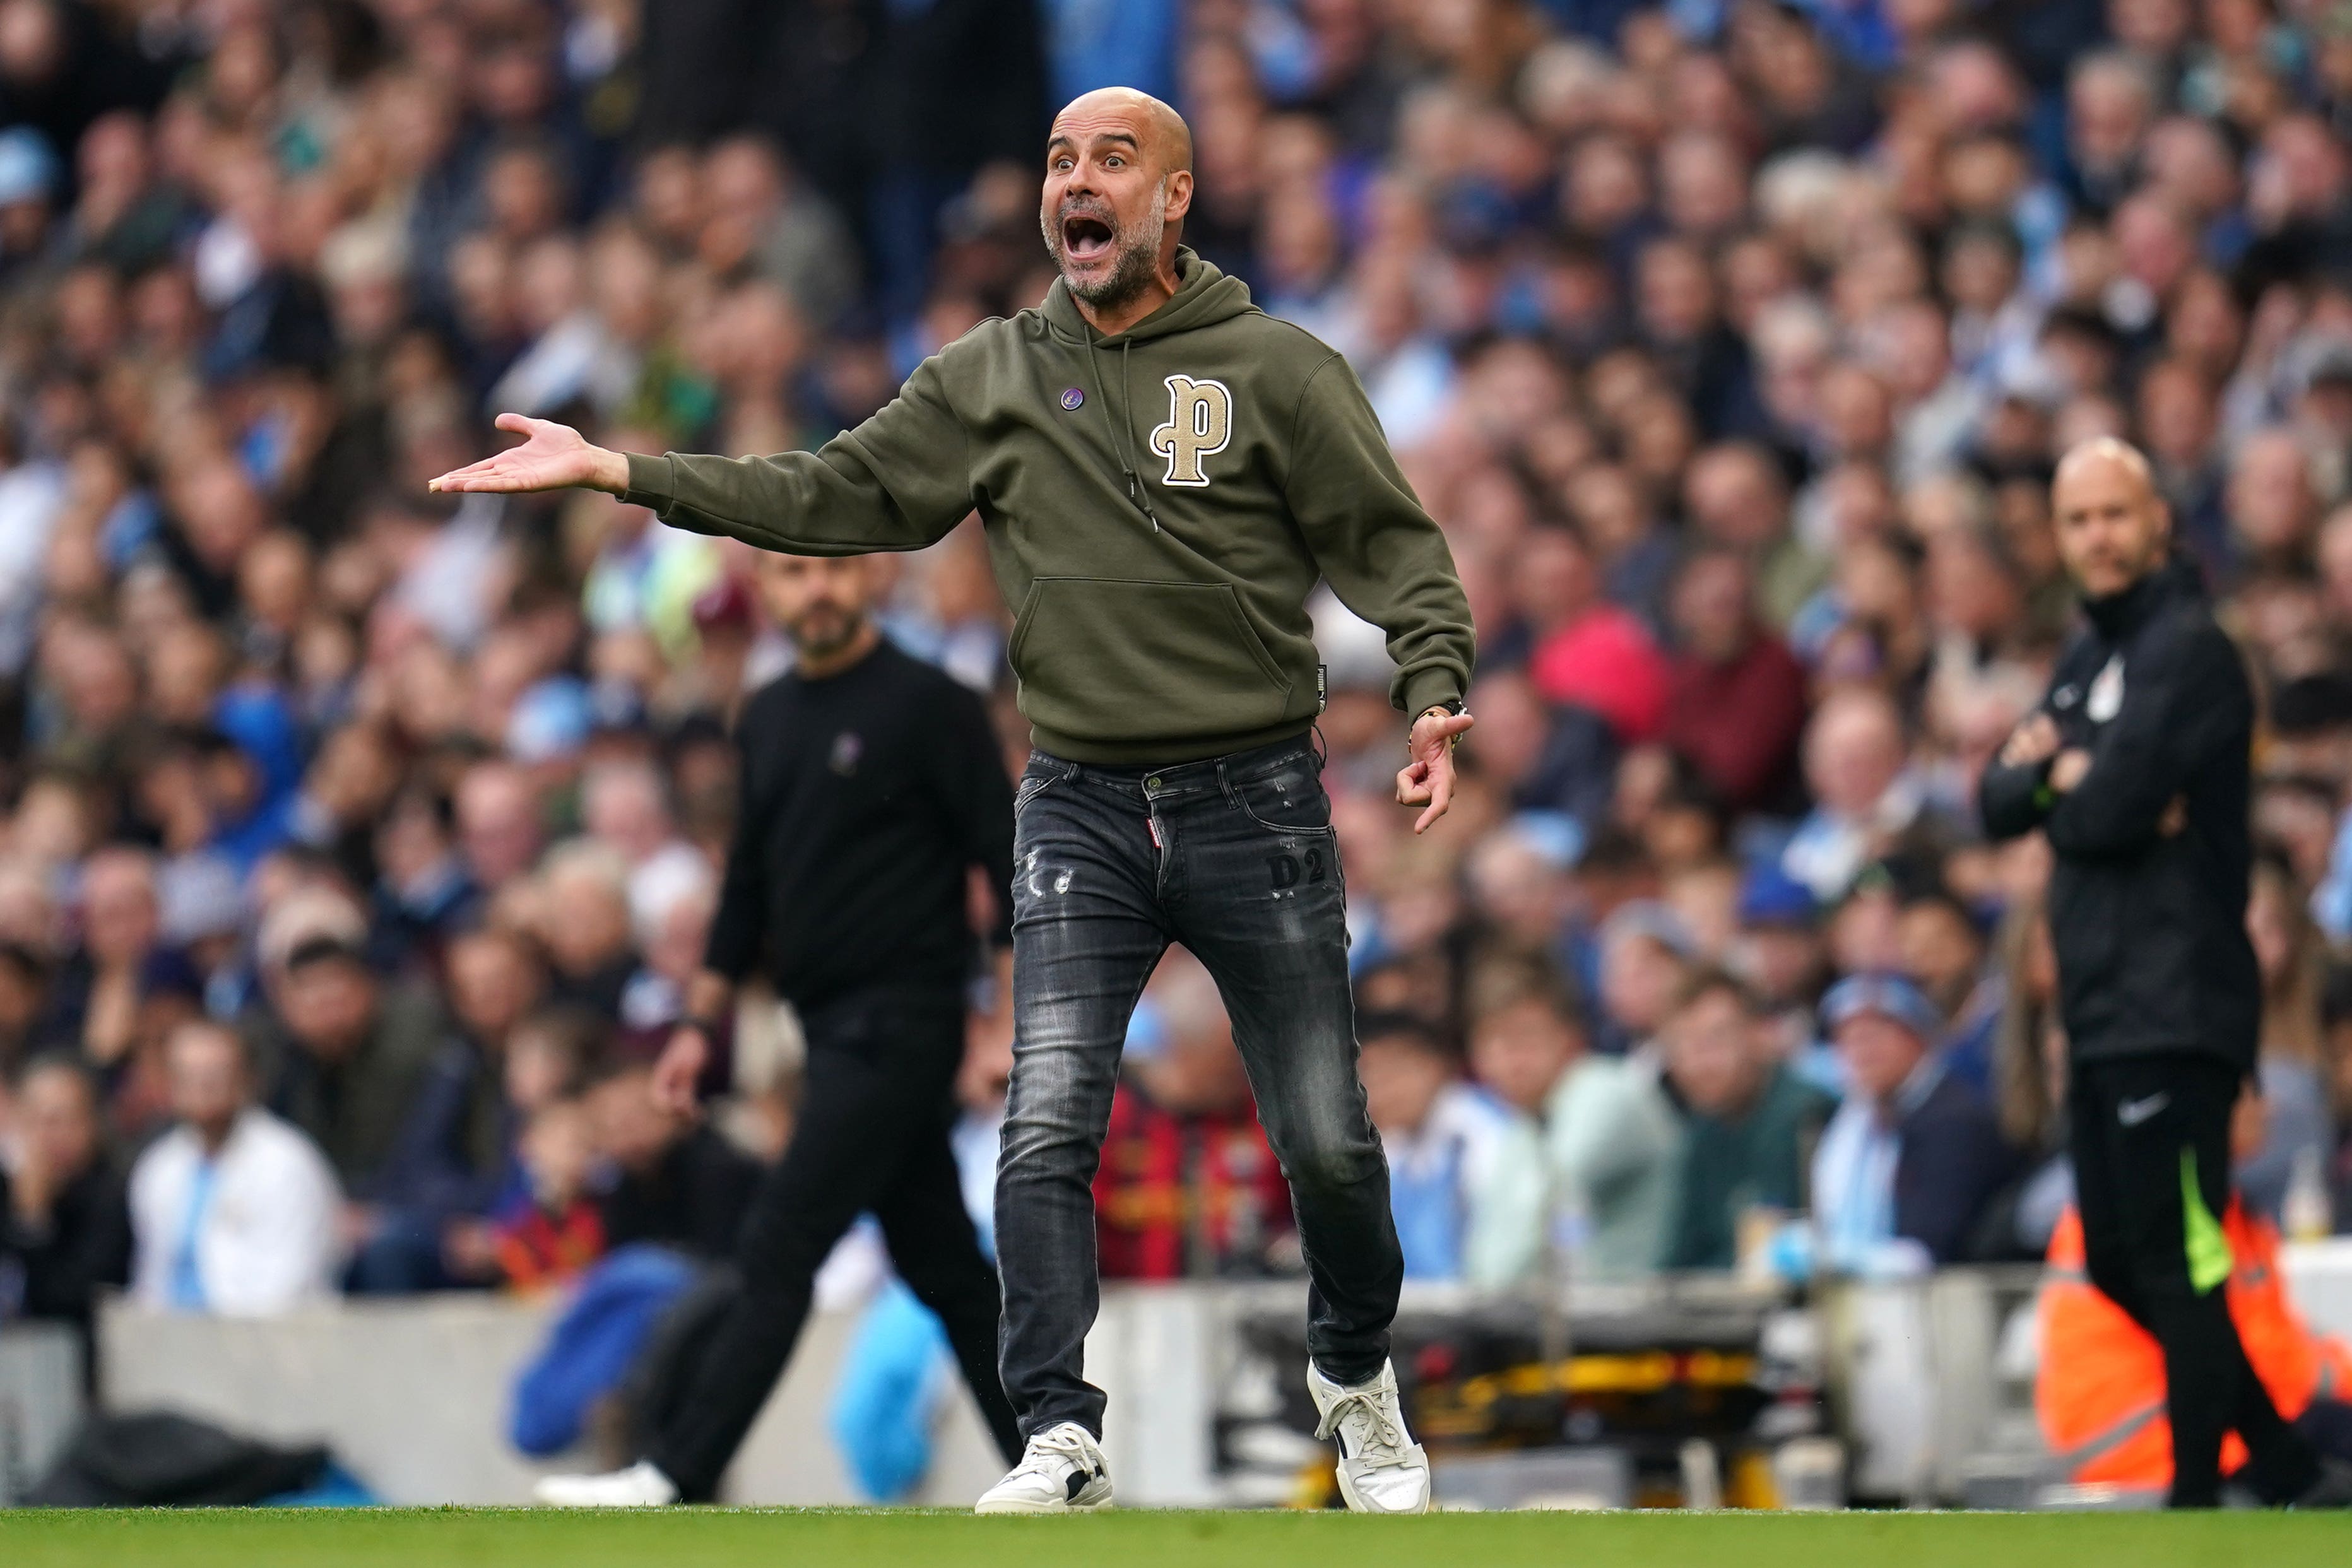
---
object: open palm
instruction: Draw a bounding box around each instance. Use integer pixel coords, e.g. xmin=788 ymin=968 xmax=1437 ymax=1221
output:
xmin=427 ymin=413 xmax=623 ymax=495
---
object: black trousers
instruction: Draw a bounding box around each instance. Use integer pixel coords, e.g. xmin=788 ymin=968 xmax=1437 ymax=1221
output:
xmin=647 ymin=988 xmax=1024 ymax=1499
xmin=2069 ymin=1054 xmax=2316 ymax=1507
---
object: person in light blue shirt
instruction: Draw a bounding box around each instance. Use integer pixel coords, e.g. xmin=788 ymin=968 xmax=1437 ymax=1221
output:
xmin=1358 ymin=1013 xmax=1544 ymax=1287
xmin=1803 ymin=974 xmax=2019 ymax=1278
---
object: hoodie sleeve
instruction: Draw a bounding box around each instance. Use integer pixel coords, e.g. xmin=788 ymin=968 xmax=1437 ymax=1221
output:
xmin=2044 ymin=615 xmax=2246 ymax=859
xmin=1284 ymin=353 xmax=1475 ymax=717
xmin=621 ymin=355 xmax=972 ymax=555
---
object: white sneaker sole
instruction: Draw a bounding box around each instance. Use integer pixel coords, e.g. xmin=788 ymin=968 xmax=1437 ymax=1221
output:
xmin=974 ymin=1492 xmax=1113 ymax=1515
xmin=1334 ymin=1465 xmax=1431 ymax=1515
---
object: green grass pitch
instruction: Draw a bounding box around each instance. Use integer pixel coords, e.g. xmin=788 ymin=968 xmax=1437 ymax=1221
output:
xmin=2 ymin=1507 xmax=2348 ymax=1568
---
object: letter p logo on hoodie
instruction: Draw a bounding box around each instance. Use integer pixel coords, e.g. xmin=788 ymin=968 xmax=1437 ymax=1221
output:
xmin=1150 ymin=375 xmax=1233 ymax=487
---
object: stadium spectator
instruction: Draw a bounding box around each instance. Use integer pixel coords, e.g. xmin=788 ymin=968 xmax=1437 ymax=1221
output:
xmin=0 ymin=1053 xmax=130 ymax=1332
xmin=1488 ymin=950 xmax=1679 ymax=1282
xmin=1523 ymin=524 xmax=1673 ymax=743
xmin=487 ymin=1092 xmax=605 ymax=1292
xmin=582 ymin=1056 xmax=759 ymax=1263
xmin=1658 ymin=969 xmax=1833 ymax=1271
xmin=533 ymin=840 xmax=639 ymax=1018
xmin=1589 ymin=898 xmax=1696 ymax=1057
xmin=1812 ymin=974 xmax=2020 ymax=1275
xmin=1359 ymin=1013 xmax=1544 ymax=1288
xmin=2242 ymin=855 xmax=2338 ymax=1223
xmin=250 ymin=931 xmax=447 ymax=1237
xmin=61 ymin=844 xmax=170 ymax=1079
xmin=1094 ymin=958 xmax=1292 ymax=1283
xmin=1783 ymin=688 xmax=1929 ymax=902
xmin=0 ymin=941 xmax=56 ymax=1074
xmin=1898 ymin=883 xmax=2005 ymax=1095
xmin=128 ymin=1019 xmax=340 ymax=1316
xmin=1661 ymin=545 xmax=1810 ymax=816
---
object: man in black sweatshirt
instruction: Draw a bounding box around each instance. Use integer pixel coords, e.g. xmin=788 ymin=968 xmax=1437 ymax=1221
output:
xmin=535 ymin=549 xmax=1024 ymax=1506
xmin=1982 ymin=437 xmax=2343 ymax=1508
xmin=435 ymin=87 xmax=1469 ymax=1514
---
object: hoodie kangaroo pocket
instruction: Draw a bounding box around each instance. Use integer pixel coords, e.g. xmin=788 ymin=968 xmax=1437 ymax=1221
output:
xmin=1008 ymin=577 xmax=1296 ymax=746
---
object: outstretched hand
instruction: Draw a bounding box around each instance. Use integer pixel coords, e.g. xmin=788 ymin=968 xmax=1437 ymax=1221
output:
xmin=1395 ymin=707 xmax=1475 ymax=835
xmin=427 ymin=413 xmax=631 ymax=496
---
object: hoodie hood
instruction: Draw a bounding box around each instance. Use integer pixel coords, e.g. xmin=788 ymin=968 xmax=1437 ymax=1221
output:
xmin=1041 ymin=247 xmax=1260 ymax=345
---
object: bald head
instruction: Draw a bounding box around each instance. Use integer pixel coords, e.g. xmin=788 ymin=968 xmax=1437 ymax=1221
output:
xmin=1051 ymin=88 xmax=1192 ymax=178
xmin=2055 ymin=435 xmax=2155 ymax=496
xmin=2052 ymin=437 xmax=2170 ymax=598
xmin=1041 ymin=90 xmax=1197 ymax=324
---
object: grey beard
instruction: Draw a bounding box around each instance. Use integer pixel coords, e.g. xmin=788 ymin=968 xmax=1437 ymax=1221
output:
xmin=1046 ymin=183 xmax=1168 ymax=310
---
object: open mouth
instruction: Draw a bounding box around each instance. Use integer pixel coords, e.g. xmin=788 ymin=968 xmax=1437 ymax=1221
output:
xmin=1061 ymin=212 xmax=1114 ymax=263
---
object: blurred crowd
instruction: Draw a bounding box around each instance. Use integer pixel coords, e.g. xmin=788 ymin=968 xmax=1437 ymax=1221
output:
xmin=7 ymin=0 xmax=2352 ymax=1354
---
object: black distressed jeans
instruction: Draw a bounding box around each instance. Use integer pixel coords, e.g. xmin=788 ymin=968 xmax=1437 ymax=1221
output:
xmin=994 ymin=738 xmax=1402 ymax=1440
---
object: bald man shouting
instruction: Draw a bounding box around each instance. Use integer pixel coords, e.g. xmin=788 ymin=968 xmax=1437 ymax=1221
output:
xmin=434 ymin=90 xmax=1469 ymax=1513
xmin=1983 ymin=439 xmax=2343 ymax=1508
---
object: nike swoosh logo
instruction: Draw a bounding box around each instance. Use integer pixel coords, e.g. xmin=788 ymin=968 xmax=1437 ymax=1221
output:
xmin=2117 ymin=1093 xmax=2170 ymax=1128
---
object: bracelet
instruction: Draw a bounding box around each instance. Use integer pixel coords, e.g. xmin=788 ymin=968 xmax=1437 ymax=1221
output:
xmin=1416 ymin=705 xmax=1461 ymax=752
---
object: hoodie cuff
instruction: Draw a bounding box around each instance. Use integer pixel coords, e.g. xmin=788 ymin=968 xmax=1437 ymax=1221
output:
xmin=621 ymin=451 xmax=677 ymax=516
xmin=1398 ymin=668 xmax=1464 ymax=720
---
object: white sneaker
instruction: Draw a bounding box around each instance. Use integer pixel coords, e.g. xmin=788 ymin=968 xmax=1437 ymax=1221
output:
xmin=1308 ymin=1359 xmax=1431 ymax=1514
xmin=974 ymin=1422 xmax=1114 ymax=1514
xmin=533 ymin=1459 xmax=681 ymax=1507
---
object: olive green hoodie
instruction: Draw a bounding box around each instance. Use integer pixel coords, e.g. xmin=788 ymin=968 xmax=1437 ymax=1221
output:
xmin=621 ymin=249 xmax=1474 ymax=765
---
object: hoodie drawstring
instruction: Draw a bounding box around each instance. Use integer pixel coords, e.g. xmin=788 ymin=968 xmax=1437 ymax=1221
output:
xmin=1084 ymin=332 xmax=1160 ymax=533
xmin=1121 ymin=341 xmax=1162 ymax=531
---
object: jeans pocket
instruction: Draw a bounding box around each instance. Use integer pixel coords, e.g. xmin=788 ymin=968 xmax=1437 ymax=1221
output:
xmin=1234 ymin=763 xmax=1333 ymax=838
xmin=1015 ymin=767 xmax=1065 ymax=815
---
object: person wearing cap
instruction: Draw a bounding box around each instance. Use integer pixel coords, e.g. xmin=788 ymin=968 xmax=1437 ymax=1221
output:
xmin=1809 ymin=972 xmax=2018 ymax=1276
xmin=1729 ymin=859 xmax=1830 ymax=1070
xmin=1981 ymin=437 xmax=2348 ymax=1507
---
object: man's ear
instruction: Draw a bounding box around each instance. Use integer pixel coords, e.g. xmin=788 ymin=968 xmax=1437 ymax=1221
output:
xmin=1162 ymin=168 xmax=1195 ymax=223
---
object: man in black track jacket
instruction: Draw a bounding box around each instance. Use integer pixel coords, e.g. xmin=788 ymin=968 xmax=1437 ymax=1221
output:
xmin=1982 ymin=437 xmax=2343 ymax=1508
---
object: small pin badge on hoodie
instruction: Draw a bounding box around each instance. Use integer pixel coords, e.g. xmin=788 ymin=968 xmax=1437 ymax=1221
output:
xmin=1060 ymin=387 xmax=1085 ymax=411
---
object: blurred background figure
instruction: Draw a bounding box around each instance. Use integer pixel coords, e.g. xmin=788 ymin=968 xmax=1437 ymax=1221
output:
xmin=127 ymin=1020 xmax=340 ymax=1317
